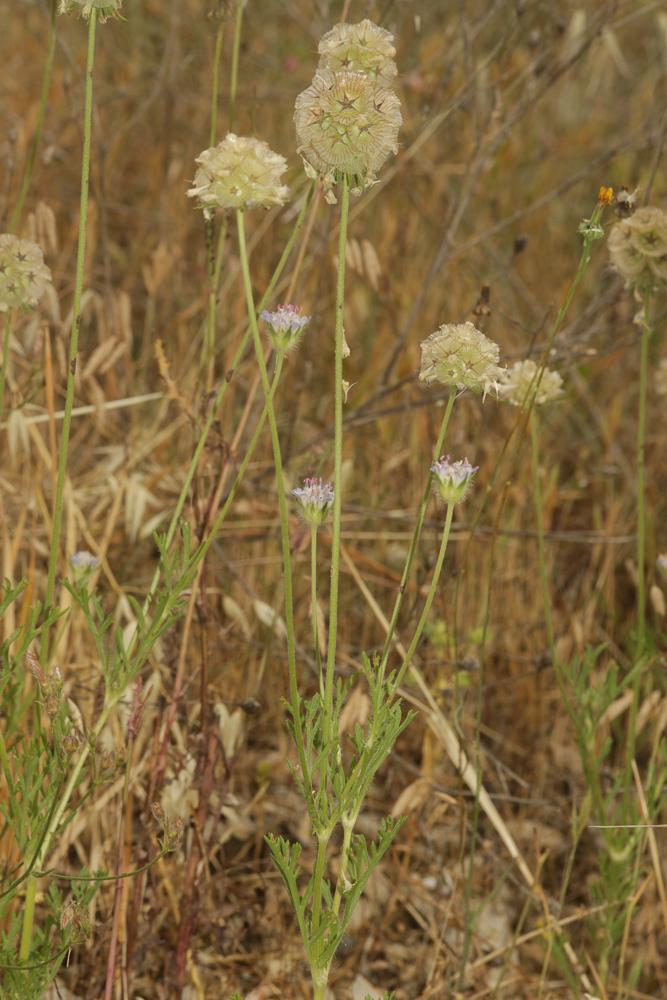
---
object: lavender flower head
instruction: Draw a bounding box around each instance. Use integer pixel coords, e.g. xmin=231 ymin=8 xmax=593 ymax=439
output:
xmin=70 ymin=550 xmax=101 ymax=572
xmin=430 ymin=456 xmax=478 ymax=505
xmin=260 ymin=305 xmax=311 ymax=353
xmin=292 ymin=477 xmax=334 ymax=526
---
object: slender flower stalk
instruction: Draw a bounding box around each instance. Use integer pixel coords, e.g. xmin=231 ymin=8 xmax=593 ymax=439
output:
xmin=324 ymin=175 xmax=350 ymax=758
xmin=0 ymin=313 xmax=13 ymax=425
xmin=390 ymin=501 xmax=456 ymax=695
xmin=530 ymin=411 xmax=555 ymax=660
xmin=42 ymin=9 xmax=98 ymax=656
xmin=378 ymin=387 xmax=457 ymax=682
xmin=235 ymin=207 xmax=310 ymax=788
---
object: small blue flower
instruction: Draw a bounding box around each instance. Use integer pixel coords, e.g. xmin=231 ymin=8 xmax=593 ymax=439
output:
xmin=260 ymin=305 xmax=310 ymax=352
xmin=430 ymin=456 xmax=478 ymax=505
xmin=70 ymin=550 xmax=101 ymax=571
xmin=292 ymin=477 xmax=334 ymax=526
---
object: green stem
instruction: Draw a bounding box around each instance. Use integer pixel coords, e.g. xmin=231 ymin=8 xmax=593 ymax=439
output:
xmin=378 ymin=388 xmax=457 ymax=684
xmin=9 ymin=0 xmax=57 ymax=234
xmin=209 ymin=16 xmax=225 ymax=147
xmin=42 ymin=8 xmax=97 ymax=661
xmin=310 ymin=832 xmax=329 ymax=936
xmin=530 ymin=411 xmax=555 ymax=660
xmin=311 ymin=523 xmax=323 ymax=694
xmin=236 ymin=208 xmax=309 ymax=787
xmin=140 ymin=185 xmax=313 ymax=619
xmin=626 ymin=291 xmax=652 ymax=788
xmin=0 ymin=312 xmax=13 ymax=426
xmin=391 ymin=501 xmax=455 ymax=695
xmin=635 ymin=295 xmax=651 ymax=657
xmin=228 ymin=0 xmax=244 ymax=132
xmin=332 ymin=815 xmax=353 ymax=917
xmin=323 ymin=176 xmax=350 ymax=751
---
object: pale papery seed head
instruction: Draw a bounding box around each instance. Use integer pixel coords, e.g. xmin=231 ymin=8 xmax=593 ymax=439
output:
xmin=59 ymin=0 xmax=122 ymax=21
xmin=498 ymin=359 xmax=563 ymax=407
xmin=608 ymin=205 xmax=667 ymax=291
xmin=0 ymin=235 xmax=52 ymax=313
xmin=419 ymin=321 xmax=503 ymax=398
xmin=317 ymin=20 xmax=398 ymax=84
xmin=187 ymin=134 xmax=290 ymax=216
xmin=294 ymin=70 xmax=401 ymax=203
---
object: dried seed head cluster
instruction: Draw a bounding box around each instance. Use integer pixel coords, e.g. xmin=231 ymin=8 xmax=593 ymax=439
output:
xmin=260 ymin=304 xmax=311 ymax=353
xmin=292 ymin=477 xmax=334 ymax=526
xmin=608 ymin=206 xmax=667 ymax=291
xmin=187 ymin=134 xmax=289 ymax=217
xmin=498 ymin=359 xmax=563 ymax=407
xmin=59 ymin=0 xmax=122 ymax=21
xmin=431 ymin=456 xmax=478 ymax=505
xmin=419 ymin=321 xmax=502 ymax=398
xmin=317 ymin=19 xmax=398 ymax=84
xmin=0 ymin=235 xmax=52 ymax=313
xmin=294 ymin=70 xmax=401 ymax=202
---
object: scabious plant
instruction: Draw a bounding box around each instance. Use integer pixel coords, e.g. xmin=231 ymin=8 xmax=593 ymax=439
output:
xmin=294 ymin=70 xmax=401 ymax=203
xmin=419 ymin=320 xmax=503 ymax=398
xmin=187 ymin=133 xmax=290 ymax=217
xmin=0 ymin=235 xmax=52 ymax=312
xmin=498 ymin=358 xmax=563 ymax=407
xmin=261 ymin=304 xmax=311 ymax=353
xmin=317 ymin=19 xmax=398 ymax=84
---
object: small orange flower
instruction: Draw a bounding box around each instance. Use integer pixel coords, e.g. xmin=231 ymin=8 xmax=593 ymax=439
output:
xmin=598 ymin=185 xmax=614 ymax=206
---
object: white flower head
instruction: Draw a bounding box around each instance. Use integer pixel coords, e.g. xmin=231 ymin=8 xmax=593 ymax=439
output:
xmin=419 ymin=321 xmax=503 ymax=398
xmin=187 ymin=134 xmax=289 ymax=216
xmin=498 ymin=359 xmax=563 ymax=407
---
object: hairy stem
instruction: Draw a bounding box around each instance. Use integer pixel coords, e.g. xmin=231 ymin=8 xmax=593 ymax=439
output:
xmin=530 ymin=411 xmax=555 ymax=660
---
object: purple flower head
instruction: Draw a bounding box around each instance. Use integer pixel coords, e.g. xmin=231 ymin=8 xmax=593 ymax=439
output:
xmin=70 ymin=550 xmax=101 ymax=573
xmin=260 ymin=304 xmax=311 ymax=352
xmin=430 ymin=456 xmax=478 ymax=505
xmin=292 ymin=477 xmax=334 ymax=526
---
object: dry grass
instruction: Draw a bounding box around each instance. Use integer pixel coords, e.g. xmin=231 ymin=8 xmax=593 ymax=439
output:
xmin=3 ymin=0 xmax=667 ymax=997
